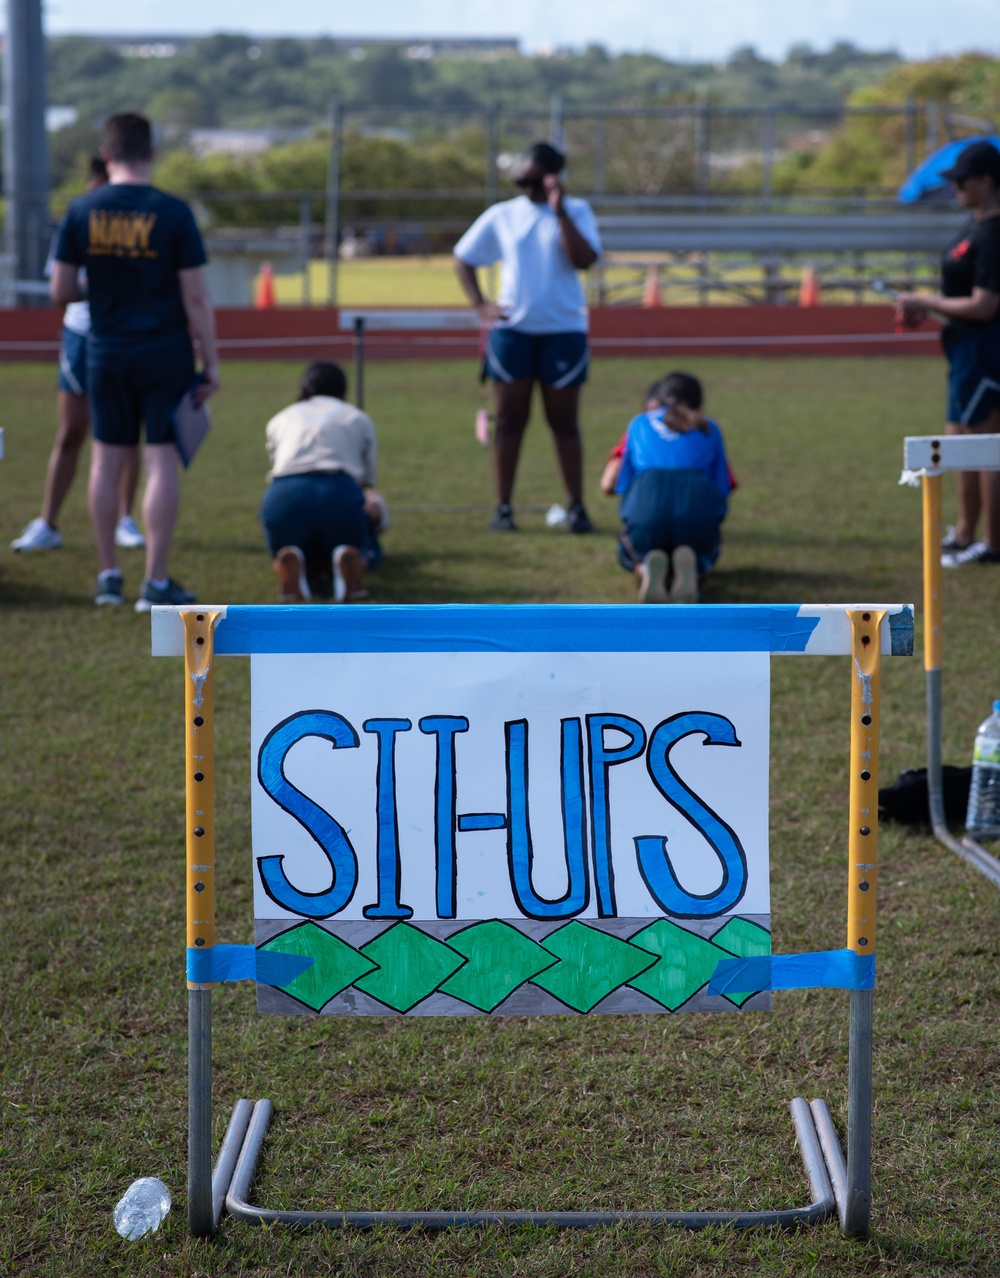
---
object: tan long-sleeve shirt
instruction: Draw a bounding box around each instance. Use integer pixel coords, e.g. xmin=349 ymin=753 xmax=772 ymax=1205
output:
xmin=266 ymin=395 xmax=377 ymax=487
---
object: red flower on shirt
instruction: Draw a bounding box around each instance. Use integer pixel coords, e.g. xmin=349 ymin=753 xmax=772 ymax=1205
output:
xmin=950 ymin=239 xmax=971 ymax=259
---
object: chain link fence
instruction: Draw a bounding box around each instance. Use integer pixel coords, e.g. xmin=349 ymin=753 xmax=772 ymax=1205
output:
xmin=183 ymin=99 xmax=995 ymax=307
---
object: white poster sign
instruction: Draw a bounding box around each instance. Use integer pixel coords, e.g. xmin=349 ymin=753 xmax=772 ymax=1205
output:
xmin=250 ymin=648 xmax=771 ymax=1016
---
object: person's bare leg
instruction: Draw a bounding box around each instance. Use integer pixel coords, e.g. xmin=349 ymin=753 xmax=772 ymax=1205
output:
xmin=948 ymin=410 xmax=1000 ymax=548
xmin=120 ymin=446 xmax=142 ymax=519
xmin=539 ymin=382 xmax=583 ymax=506
xmin=41 ymin=391 xmax=89 ymax=528
xmin=974 ymin=409 xmax=1000 ymax=552
xmin=142 ymin=443 xmax=181 ymax=581
xmin=947 ymin=420 xmax=982 ymax=546
xmin=88 ymin=442 xmax=130 ymax=573
xmin=493 ymin=378 xmax=534 ymax=506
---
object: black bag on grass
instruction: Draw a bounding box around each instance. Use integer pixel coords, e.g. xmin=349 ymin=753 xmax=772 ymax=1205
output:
xmin=878 ymin=766 xmax=972 ymax=827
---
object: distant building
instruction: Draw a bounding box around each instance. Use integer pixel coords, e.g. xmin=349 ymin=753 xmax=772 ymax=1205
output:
xmin=189 ymin=127 xmax=311 ymax=157
xmin=65 ymin=33 xmax=520 ymax=60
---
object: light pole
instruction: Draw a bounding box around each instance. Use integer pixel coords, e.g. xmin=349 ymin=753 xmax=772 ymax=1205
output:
xmin=3 ymin=0 xmax=50 ymax=302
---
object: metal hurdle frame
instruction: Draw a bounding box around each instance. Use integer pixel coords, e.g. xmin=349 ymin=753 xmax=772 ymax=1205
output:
xmin=338 ymin=310 xmax=480 ymax=410
xmin=904 ymin=435 xmax=1000 ymax=887
xmin=155 ymin=602 xmax=913 ymax=1240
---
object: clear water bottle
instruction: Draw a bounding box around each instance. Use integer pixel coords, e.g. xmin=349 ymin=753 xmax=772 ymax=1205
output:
xmin=965 ymin=699 xmax=1000 ymax=840
xmin=113 ymin=1176 xmax=172 ymax=1240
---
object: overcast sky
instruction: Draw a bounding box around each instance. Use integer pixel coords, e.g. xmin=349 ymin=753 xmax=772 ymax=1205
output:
xmin=44 ymin=0 xmax=999 ymax=62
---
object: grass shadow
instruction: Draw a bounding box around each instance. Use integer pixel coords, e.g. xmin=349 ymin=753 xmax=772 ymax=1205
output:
xmin=708 ymin=564 xmax=867 ymax=603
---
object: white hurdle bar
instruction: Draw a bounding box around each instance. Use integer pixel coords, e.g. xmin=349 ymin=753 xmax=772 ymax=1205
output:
xmin=339 ymin=310 xmax=482 ymax=410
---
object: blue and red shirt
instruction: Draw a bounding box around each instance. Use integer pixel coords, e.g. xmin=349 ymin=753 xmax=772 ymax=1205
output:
xmin=615 ymin=409 xmax=734 ymax=505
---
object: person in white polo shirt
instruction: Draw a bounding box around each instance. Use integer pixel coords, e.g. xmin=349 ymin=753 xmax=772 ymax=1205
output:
xmin=453 ymin=142 xmax=601 ymax=533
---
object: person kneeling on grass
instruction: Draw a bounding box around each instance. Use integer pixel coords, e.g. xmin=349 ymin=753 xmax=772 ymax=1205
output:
xmin=601 ymin=371 xmax=735 ymax=603
xmin=261 ymin=361 xmax=389 ymax=604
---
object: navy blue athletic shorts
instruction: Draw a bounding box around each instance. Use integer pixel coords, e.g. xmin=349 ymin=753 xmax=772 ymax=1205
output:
xmin=261 ymin=470 xmax=381 ymax=593
xmin=617 ymin=468 xmax=728 ymax=576
xmin=484 ymin=329 xmax=589 ymax=388
xmin=87 ymin=332 xmax=196 ymax=446
xmin=57 ymin=328 xmax=88 ymax=396
xmin=944 ymin=326 xmax=1000 ymax=426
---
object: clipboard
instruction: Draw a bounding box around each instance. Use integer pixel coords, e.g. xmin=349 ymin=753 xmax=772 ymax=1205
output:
xmin=172 ymin=379 xmax=211 ymax=468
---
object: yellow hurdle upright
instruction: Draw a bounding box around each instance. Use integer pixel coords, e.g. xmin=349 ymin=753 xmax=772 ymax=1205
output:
xmin=183 ymin=610 xmax=222 ymax=1236
xmin=843 ymin=609 xmax=884 ymax=1238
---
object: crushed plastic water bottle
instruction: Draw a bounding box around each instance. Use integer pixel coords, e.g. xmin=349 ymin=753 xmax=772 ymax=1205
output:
xmin=545 ymin=504 xmax=568 ymax=527
xmin=965 ymin=699 xmax=1000 ymax=841
xmin=113 ymin=1176 xmax=172 ymax=1240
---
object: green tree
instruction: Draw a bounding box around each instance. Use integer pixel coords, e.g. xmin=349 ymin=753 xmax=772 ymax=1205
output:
xmin=778 ymin=55 xmax=1000 ymax=192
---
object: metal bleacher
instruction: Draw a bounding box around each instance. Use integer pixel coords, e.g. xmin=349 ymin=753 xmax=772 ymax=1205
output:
xmin=593 ymin=210 xmax=965 ymax=304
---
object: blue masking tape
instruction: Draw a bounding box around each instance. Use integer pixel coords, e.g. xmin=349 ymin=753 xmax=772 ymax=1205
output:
xmin=707 ymin=949 xmax=875 ymax=997
xmin=186 ymin=945 xmax=314 ymax=987
xmin=213 ymin=603 xmax=822 ymax=655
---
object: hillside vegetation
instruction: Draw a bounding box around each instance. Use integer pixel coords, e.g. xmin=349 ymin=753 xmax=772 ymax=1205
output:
xmin=27 ymin=37 xmax=1000 ymax=206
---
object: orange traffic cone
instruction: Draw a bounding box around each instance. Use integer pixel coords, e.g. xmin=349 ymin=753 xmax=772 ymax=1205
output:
xmin=642 ymin=264 xmax=663 ymax=308
xmin=255 ymin=262 xmax=276 ymax=309
xmin=798 ymin=264 xmax=819 ymax=307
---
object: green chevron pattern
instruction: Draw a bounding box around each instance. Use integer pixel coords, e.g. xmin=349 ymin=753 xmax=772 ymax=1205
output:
xmin=441 ymin=920 xmax=560 ymax=1012
xmin=258 ymin=921 xmax=378 ymax=1013
xmin=258 ymin=916 xmax=770 ymax=1014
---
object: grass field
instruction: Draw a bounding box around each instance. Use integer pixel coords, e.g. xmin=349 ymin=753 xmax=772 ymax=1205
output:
xmin=272 ymin=255 xmax=938 ymax=308
xmin=2 ymin=355 xmax=999 ymax=1277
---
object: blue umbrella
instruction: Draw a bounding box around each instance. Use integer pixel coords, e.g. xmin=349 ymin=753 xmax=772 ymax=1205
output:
xmin=898 ymin=135 xmax=1000 ymax=203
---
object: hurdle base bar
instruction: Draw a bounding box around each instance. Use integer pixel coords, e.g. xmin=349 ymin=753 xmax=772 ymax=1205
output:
xmin=208 ymin=1094 xmax=841 ymax=1232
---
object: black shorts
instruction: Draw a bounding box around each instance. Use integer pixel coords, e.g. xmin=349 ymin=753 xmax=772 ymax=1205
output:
xmin=484 ymin=329 xmax=589 ymax=387
xmin=943 ymin=325 xmax=1000 ymax=425
xmin=617 ymin=468 xmax=728 ymax=575
xmin=260 ymin=470 xmax=378 ymax=585
xmin=88 ymin=334 xmax=196 ymax=446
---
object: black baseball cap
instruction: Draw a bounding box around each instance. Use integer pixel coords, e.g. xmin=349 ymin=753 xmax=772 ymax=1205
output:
xmin=941 ymin=139 xmax=1000 ymax=184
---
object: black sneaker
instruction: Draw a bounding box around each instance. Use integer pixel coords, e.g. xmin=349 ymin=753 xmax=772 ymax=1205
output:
xmin=941 ymin=541 xmax=1000 ymax=569
xmin=134 ymin=577 xmax=197 ymax=613
xmin=94 ymin=569 xmax=124 ymax=606
xmin=491 ymin=503 xmax=517 ymax=532
xmin=941 ymin=525 xmax=970 ymax=553
xmin=567 ymin=502 xmax=593 ymax=534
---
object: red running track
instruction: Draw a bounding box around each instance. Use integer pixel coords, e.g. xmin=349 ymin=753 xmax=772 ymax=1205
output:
xmin=0 ymin=306 xmax=941 ymax=363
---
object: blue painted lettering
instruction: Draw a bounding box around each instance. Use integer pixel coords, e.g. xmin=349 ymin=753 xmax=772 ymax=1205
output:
xmin=636 ymin=712 xmax=747 ymax=918
xmin=256 ymin=711 xmax=360 ymax=918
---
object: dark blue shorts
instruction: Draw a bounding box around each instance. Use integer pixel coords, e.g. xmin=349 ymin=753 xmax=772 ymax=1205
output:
xmin=617 ymin=468 xmax=728 ymax=576
xmin=261 ymin=470 xmax=381 ymax=590
xmin=57 ymin=328 xmax=88 ymax=396
xmin=88 ymin=333 xmax=196 ymax=447
xmin=944 ymin=326 xmax=1000 ymax=426
xmin=484 ymin=329 xmax=589 ymax=388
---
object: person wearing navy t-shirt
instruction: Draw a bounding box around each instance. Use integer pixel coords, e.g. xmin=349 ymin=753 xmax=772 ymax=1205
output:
xmin=601 ymin=371 xmax=735 ymax=603
xmin=50 ymin=112 xmax=220 ymax=609
xmin=898 ymin=139 xmax=1000 ymax=568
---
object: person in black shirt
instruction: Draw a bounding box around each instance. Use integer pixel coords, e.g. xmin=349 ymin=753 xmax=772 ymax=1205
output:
xmin=898 ymin=140 xmax=1000 ymax=567
xmin=50 ymin=112 xmax=220 ymax=608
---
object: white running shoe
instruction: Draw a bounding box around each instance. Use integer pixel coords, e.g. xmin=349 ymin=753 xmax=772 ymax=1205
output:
xmin=638 ymin=550 xmax=669 ymax=603
xmin=333 ymin=544 xmax=368 ymax=603
xmin=11 ymin=517 xmax=62 ymax=552
xmin=114 ymin=514 xmax=146 ymax=548
xmin=273 ymin=546 xmax=311 ymax=603
xmin=669 ymin=545 xmax=700 ymax=602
